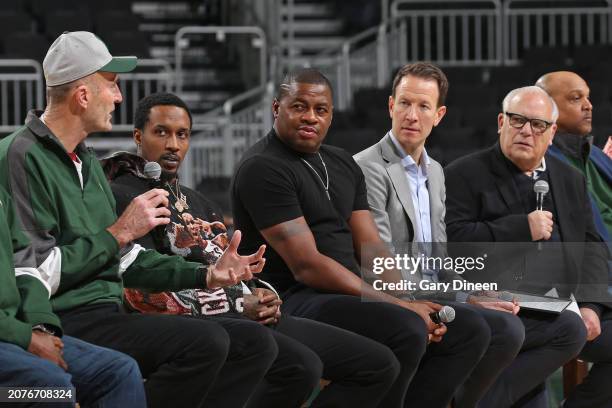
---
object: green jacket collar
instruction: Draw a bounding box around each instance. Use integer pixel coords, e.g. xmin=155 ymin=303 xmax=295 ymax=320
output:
xmin=25 ymin=110 xmax=89 ymax=158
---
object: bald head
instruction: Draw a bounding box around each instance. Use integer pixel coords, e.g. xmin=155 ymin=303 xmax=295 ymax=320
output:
xmin=536 ymin=71 xmax=593 ymax=136
xmin=498 ymin=86 xmax=558 ymax=172
xmin=536 ymin=71 xmax=582 ymax=94
xmin=502 ymin=86 xmax=558 ymax=122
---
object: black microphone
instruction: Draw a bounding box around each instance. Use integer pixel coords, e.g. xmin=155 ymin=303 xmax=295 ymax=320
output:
xmin=143 ymin=161 xmax=195 ymax=242
xmin=534 ymin=180 xmax=549 ymax=250
xmin=143 ymin=161 xmax=169 ymax=243
xmin=429 ymin=305 xmax=455 ymax=324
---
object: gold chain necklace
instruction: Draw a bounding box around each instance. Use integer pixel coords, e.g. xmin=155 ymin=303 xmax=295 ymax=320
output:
xmin=167 ymin=179 xmax=189 ymax=213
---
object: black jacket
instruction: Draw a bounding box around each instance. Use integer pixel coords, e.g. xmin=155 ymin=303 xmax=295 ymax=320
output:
xmin=444 ymin=143 xmax=612 ymax=315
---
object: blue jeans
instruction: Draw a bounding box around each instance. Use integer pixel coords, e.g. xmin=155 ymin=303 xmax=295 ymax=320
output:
xmin=0 ymin=335 xmax=146 ymax=407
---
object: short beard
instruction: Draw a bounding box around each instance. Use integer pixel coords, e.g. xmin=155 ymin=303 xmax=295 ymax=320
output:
xmin=161 ymin=169 xmax=177 ymax=183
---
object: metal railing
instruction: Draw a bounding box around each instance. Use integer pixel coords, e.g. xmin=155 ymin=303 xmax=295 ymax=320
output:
xmin=174 ymin=26 xmax=267 ymax=94
xmin=309 ymin=0 xmax=503 ymax=109
xmin=315 ymin=23 xmax=396 ymax=110
xmin=284 ymin=0 xmax=296 ymax=68
xmin=88 ymin=119 xmax=271 ymax=189
xmin=382 ymin=0 xmax=390 ymax=23
xmin=201 ymin=83 xmax=267 ymax=119
xmin=391 ymin=0 xmax=503 ymax=66
xmin=183 ymin=81 xmax=275 ymax=184
xmin=311 ymin=0 xmax=612 ymax=109
xmin=112 ymin=59 xmax=174 ymax=132
xmin=184 ymin=122 xmax=262 ymax=185
xmin=504 ymin=0 xmax=612 ymax=63
xmin=87 ymin=122 xmax=222 ymax=189
xmin=87 ymin=138 xmax=139 ymax=159
xmin=0 ymin=60 xmax=44 ymax=133
xmin=0 ymin=58 xmax=271 ymax=188
xmin=0 ymin=59 xmax=172 ymax=134
xmin=8 ymin=1 xmax=612 ymax=183
xmin=89 ymin=81 xmax=275 ymax=188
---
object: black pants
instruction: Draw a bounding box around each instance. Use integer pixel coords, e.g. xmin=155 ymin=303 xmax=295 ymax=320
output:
xmin=565 ymin=315 xmax=612 ymax=408
xmin=446 ymin=303 xmax=525 ymax=408
xmin=58 ymin=303 xmax=277 ymax=408
xmin=246 ymin=315 xmax=400 ymax=408
xmin=283 ymin=289 xmax=491 ymax=408
xmin=479 ymin=310 xmax=587 ymax=408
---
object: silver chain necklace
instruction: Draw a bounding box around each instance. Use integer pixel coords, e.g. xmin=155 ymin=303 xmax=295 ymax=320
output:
xmin=300 ymin=152 xmax=330 ymax=200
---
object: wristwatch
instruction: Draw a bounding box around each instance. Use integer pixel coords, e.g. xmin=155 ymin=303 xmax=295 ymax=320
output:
xmin=32 ymin=324 xmax=56 ymax=336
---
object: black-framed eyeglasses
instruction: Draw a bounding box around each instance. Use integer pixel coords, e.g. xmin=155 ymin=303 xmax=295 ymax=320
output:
xmin=504 ymin=112 xmax=553 ymax=135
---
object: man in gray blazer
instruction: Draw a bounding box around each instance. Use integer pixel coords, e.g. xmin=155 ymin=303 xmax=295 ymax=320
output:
xmin=354 ymin=62 xmax=525 ymax=408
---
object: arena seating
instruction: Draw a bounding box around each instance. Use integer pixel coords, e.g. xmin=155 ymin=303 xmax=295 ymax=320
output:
xmin=326 ymin=58 xmax=612 ymax=165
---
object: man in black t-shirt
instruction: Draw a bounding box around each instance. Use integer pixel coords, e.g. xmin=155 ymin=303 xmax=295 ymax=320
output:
xmin=106 ymin=92 xmax=400 ymax=408
xmin=232 ymin=68 xmax=494 ymax=408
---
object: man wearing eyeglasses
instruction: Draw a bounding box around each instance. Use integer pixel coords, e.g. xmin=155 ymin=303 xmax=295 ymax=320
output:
xmin=445 ymin=86 xmax=612 ymax=407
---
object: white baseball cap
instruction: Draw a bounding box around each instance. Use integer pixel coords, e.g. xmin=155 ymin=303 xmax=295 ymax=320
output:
xmin=43 ymin=31 xmax=137 ymax=86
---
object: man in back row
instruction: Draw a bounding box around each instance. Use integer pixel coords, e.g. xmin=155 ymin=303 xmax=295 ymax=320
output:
xmin=535 ymin=72 xmax=612 ymax=408
xmin=0 ymin=31 xmax=272 ymax=408
xmin=536 ymin=71 xmax=611 ymax=243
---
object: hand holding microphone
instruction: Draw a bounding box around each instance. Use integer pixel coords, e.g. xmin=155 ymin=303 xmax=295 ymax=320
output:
xmin=528 ymin=210 xmax=553 ymax=241
xmin=143 ymin=161 xmax=192 ymax=241
xmin=429 ymin=305 xmax=456 ymax=324
xmin=428 ymin=304 xmax=455 ymax=343
xmin=530 ymin=180 xmax=552 ymax=249
xmin=107 ymin=162 xmax=170 ymax=247
xmin=401 ymin=301 xmax=453 ymax=342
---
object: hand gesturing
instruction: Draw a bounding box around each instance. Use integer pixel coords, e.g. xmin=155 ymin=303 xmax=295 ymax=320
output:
xmin=207 ymin=230 xmax=266 ymax=288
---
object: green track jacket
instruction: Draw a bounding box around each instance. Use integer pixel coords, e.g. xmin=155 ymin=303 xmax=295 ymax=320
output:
xmin=0 ymin=186 xmax=61 ymax=349
xmin=0 ymin=111 xmax=208 ymax=313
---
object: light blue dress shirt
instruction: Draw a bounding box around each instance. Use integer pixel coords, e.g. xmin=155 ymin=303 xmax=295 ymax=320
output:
xmin=389 ymin=132 xmax=437 ymax=282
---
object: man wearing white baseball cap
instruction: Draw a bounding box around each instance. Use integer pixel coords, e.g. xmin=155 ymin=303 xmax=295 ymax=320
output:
xmin=44 ymin=31 xmax=137 ymax=87
xmin=0 ymin=31 xmax=276 ymax=408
